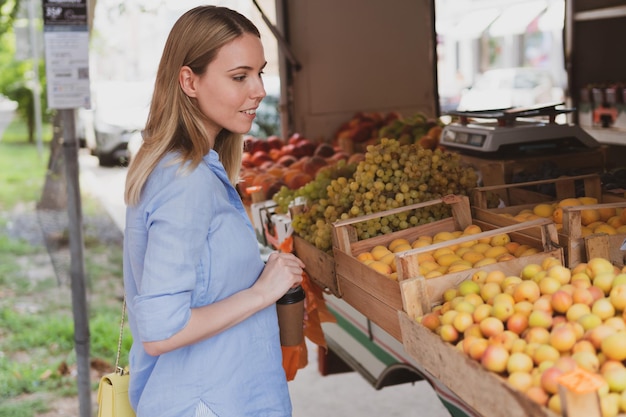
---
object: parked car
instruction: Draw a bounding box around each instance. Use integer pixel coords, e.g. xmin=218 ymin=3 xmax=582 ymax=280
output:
xmin=84 ymin=80 xmax=152 ymax=166
xmin=456 ymin=67 xmax=565 ymax=112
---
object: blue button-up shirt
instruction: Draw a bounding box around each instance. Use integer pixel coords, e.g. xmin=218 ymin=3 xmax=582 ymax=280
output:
xmin=123 ymin=150 xmax=291 ymax=417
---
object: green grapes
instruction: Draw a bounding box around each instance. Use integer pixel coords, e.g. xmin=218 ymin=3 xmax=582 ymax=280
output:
xmin=273 ymin=138 xmax=479 ymax=252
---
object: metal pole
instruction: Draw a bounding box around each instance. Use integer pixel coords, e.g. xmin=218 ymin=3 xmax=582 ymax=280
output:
xmin=61 ymin=108 xmax=92 ymax=417
xmin=28 ymin=0 xmax=44 ymax=158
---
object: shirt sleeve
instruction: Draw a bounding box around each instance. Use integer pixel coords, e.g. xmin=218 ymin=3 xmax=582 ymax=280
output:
xmin=133 ymin=162 xmax=214 ymax=342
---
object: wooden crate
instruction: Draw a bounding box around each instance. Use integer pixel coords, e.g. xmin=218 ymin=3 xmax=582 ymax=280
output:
xmin=293 ymin=235 xmax=339 ymax=297
xmin=398 ymin=312 xmax=559 ymax=417
xmin=332 ymin=195 xmax=562 ymax=341
xmin=397 ymin=252 xmax=618 ymax=417
xmin=472 ymin=173 xmax=603 ymax=209
xmin=458 ymin=146 xmax=607 ymax=187
xmin=472 ymin=174 xmax=626 ymax=267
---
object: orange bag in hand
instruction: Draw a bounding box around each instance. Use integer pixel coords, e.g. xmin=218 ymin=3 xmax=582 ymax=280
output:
xmin=277 ymin=236 xmax=336 ymax=380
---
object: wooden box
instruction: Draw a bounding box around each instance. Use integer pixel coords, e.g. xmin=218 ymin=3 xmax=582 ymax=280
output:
xmin=472 ymin=174 xmax=626 ymax=267
xmin=398 ymin=312 xmax=560 ymax=417
xmin=332 ymin=195 xmax=562 ymax=341
xmin=458 ymin=146 xmax=607 ymax=187
xmin=397 ymin=251 xmax=616 ymax=417
xmin=293 ymin=235 xmax=339 ymax=297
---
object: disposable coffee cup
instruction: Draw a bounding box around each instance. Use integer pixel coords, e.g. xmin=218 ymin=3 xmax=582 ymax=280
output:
xmin=276 ymin=285 xmax=305 ymax=346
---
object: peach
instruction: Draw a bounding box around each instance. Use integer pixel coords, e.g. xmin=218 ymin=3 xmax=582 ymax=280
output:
xmin=591 ymin=298 xmax=616 ymax=320
xmin=481 ymin=344 xmax=509 ymax=373
xmin=604 ymin=316 xmax=626 ymax=331
xmin=553 ymin=356 xmax=578 ymax=373
xmin=540 ymin=366 xmax=565 ymax=394
xmin=480 ymin=282 xmax=502 ymax=303
xmin=587 ymin=257 xmax=616 ymax=278
xmin=491 ymin=301 xmax=514 ymax=322
xmin=588 ymin=285 xmax=605 ymax=302
xmin=601 ymin=331 xmax=626 ymax=361
xmin=452 ymin=311 xmax=474 ymax=333
xmin=528 ymin=309 xmax=553 ymax=329
xmin=600 ymin=393 xmax=620 ymax=417
xmin=547 ymin=265 xmax=572 ymax=285
xmin=521 ymin=263 xmax=543 ymax=281
xmin=524 ymin=327 xmax=551 ymax=345
xmin=550 ymin=290 xmax=573 ymax=314
xmin=532 ymin=343 xmax=560 ymax=366
xmin=468 ymin=337 xmax=489 ymax=361
xmin=594 ymin=272 xmax=616 ymax=295
xmin=439 ymin=323 xmax=459 ymax=343
xmin=420 ymin=312 xmax=441 ymax=331
xmin=513 ymin=280 xmax=541 ymax=303
xmin=572 ymin=339 xmax=596 ymax=354
xmin=479 ymin=317 xmax=505 ymax=338
xmin=547 ymin=394 xmax=562 ymax=414
xmin=603 ymin=366 xmax=626 ymax=393
xmin=507 ymin=351 xmax=534 ymax=374
xmin=577 ymin=313 xmax=602 ymax=331
xmin=587 ymin=324 xmax=617 ymax=350
xmin=609 ymin=284 xmax=626 ymax=311
xmin=471 ymin=270 xmax=487 ymax=284
xmin=513 ymin=301 xmax=534 ymax=317
xmin=525 ymin=386 xmax=549 ymax=406
xmin=572 ymin=350 xmax=600 ymax=373
xmin=549 ymin=324 xmax=577 ymax=353
xmin=507 ymin=371 xmax=533 ymax=393
xmin=565 ymin=303 xmax=591 ymax=322
xmin=533 ymin=295 xmax=554 ymax=313
xmin=572 ymin=287 xmax=594 ymax=306
xmin=472 ymin=304 xmax=492 ymax=323
xmin=506 ymin=313 xmax=529 ymax=335
xmin=538 ymin=276 xmax=562 ymax=295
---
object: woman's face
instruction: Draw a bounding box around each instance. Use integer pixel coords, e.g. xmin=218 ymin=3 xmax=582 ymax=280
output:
xmin=184 ymin=33 xmax=267 ymax=138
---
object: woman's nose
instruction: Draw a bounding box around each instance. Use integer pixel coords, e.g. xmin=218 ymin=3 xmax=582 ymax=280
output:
xmin=252 ymin=78 xmax=267 ymax=100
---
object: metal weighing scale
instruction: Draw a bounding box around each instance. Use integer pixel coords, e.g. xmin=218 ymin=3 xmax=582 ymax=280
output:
xmin=440 ymin=103 xmax=600 ymax=157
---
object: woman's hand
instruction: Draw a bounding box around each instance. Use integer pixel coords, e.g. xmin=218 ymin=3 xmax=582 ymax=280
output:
xmin=254 ymin=252 xmax=305 ymax=305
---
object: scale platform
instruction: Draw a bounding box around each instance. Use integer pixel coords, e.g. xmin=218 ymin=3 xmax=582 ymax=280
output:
xmin=441 ymin=103 xmax=599 ymax=156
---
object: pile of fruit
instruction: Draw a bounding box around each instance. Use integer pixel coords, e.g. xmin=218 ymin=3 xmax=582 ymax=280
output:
xmin=272 ymin=138 xmax=478 ymax=252
xmin=334 ymin=111 xmax=444 ymax=152
xmin=356 ymin=225 xmax=541 ymax=281
xmin=498 ymin=196 xmax=626 ymax=236
xmin=418 ymin=257 xmax=626 ymax=416
xmin=237 ymin=133 xmax=362 ymax=203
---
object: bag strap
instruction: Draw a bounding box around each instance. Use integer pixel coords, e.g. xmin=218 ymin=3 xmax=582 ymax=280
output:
xmin=115 ymin=297 xmax=126 ymax=375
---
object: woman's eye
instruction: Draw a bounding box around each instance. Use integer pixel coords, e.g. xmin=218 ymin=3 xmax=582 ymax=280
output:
xmin=233 ymin=75 xmax=246 ymax=82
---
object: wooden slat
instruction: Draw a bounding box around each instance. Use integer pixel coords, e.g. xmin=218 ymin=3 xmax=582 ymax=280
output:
xmin=338 ymin=276 xmax=402 ymax=341
xmin=293 ymin=236 xmax=340 ymax=297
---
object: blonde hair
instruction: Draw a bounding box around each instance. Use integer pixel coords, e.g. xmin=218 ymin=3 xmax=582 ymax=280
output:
xmin=125 ymin=6 xmax=261 ymax=206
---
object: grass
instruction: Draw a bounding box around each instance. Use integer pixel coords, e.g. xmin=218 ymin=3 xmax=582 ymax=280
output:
xmin=0 ymin=117 xmax=130 ymax=416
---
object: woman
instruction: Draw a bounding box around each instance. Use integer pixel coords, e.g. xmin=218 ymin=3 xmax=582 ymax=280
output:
xmin=123 ymin=6 xmax=304 ymax=417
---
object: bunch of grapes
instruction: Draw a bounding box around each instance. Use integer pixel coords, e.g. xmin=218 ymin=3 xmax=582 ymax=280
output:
xmin=274 ymin=138 xmax=479 ymax=252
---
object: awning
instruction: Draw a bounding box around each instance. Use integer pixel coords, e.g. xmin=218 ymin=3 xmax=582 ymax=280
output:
xmin=538 ymin=0 xmax=565 ymax=32
xmin=488 ymin=1 xmax=548 ymax=37
xmin=448 ymin=8 xmax=500 ymax=39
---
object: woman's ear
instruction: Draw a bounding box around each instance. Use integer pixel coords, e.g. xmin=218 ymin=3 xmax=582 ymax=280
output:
xmin=179 ymin=66 xmax=197 ymax=98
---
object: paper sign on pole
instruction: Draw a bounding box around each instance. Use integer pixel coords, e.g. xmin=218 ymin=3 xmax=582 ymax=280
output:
xmin=42 ymin=0 xmax=90 ymax=109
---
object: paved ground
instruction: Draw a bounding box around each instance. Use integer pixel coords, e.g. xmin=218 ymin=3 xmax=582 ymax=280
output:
xmin=79 ymin=151 xmax=452 ymax=417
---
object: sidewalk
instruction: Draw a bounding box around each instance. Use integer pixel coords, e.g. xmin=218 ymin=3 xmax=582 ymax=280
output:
xmin=78 ymin=152 xmax=451 ymax=417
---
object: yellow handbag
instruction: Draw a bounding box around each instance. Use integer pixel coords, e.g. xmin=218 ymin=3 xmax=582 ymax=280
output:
xmin=97 ymin=299 xmax=136 ymax=417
